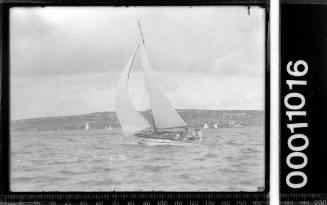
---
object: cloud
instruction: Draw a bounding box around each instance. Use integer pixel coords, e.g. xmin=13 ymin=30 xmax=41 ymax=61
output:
xmin=11 ymin=73 xmax=119 ymax=120
xmin=10 ymin=6 xmax=266 ymax=119
xmin=10 ymin=6 xmax=265 ymax=77
xmin=10 ymin=8 xmax=53 ymax=40
xmin=211 ymin=47 xmax=264 ymax=77
xmin=165 ymin=73 xmax=264 ymax=110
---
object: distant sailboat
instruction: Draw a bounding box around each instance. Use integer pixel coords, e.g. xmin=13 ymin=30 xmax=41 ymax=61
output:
xmin=105 ymin=125 xmax=112 ymax=131
xmin=203 ymin=123 xmax=209 ymax=129
xmin=115 ymin=22 xmax=200 ymax=146
xmin=85 ymin=121 xmax=89 ymax=130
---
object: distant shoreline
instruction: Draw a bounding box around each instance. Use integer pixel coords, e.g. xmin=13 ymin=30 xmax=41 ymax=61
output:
xmin=11 ymin=109 xmax=264 ymax=132
xmin=12 ymin=109 xmax=264 ymax=122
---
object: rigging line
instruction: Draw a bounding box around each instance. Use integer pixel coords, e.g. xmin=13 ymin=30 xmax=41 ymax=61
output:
xmin=150 ymin=107 xmax=156 ymax=131
xmin=138 ymin=22 xmax=155 ymax=130
xmin=126 ymin=42 xmax=141 ymax=81
xmin=138 ymin=21 xmax=145 ymax=46
xmin=142 ymin=72 xmax=155 ymax=129
xmin=143 ymin=65 xmax=156 ymax=130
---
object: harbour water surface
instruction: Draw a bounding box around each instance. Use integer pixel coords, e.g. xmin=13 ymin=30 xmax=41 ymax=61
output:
xmin=11 ymin=127 xmax=265 ymax=191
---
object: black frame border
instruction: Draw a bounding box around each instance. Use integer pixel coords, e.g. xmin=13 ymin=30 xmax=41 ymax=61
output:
xmin=279 ymin=0 xmax=327 ymax=202
xmin=0 ymin=0 xmax=270 ymax=202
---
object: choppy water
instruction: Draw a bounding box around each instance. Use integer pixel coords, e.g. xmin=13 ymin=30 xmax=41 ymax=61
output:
xmin=11 ymin=127 xmax=265 ymax=191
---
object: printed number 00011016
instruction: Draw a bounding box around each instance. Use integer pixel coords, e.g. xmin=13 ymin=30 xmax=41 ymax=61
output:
xmin=284 ymin=60 xmax=309 ymax=189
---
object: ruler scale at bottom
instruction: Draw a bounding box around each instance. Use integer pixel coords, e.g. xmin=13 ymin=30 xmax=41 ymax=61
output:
xmin=0 ymin=193 xmax=269 ymax=205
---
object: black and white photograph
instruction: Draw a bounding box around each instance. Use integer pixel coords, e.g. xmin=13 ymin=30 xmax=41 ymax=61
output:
xmin=10 ymin=6 xmax=266 ymax=192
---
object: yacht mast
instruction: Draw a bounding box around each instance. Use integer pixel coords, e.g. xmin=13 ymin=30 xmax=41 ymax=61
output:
xmin=138 ymin=21 xmax=145 ymax=46
xmin=138 ymin=21 xmax=156 ymax=131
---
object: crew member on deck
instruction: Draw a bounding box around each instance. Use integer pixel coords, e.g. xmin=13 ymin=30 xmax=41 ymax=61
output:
xmin=174 ymin=133 xmax=181 ymax=140
xmin=195 ymin=128 xmax=202 ymax=138
xmin=192 ymin=128 xmax=202 ymax=142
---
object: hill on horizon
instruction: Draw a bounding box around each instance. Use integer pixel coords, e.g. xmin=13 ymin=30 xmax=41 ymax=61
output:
xmin=11 ymin=109 xmax=264 ymax=132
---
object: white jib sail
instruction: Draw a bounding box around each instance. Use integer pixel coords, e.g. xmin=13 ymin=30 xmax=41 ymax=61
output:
xmin=115 ymin=45 xmax=152 ymax=134
xmin=140 ymin=43 xmax=187 ymax=129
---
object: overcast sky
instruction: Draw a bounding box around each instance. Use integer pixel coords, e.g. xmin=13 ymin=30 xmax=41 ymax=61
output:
xmin=10 ymin=6 xmax=265 ymax=120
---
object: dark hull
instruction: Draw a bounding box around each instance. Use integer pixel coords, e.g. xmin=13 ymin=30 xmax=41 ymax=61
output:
xmin=134 ymin=130 xmax=200 ymax=145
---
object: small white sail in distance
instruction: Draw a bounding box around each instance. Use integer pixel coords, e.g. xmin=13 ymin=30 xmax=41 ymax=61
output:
xmin=85 ymin=121 xmax=89 ymax=130
xmin=139 ymin=39 xmax=187 ymax=130
xmin=115 ymin=44 xmax=152 ymax=134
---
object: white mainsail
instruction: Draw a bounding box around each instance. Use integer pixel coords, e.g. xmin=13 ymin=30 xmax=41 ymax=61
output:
xmin=140 ymin=43 xmax=187 ymax=129
xmin=115 ymin=23 xmax=188 ymax=133
xmin=115 ymin=45 xmax=152 ymax=134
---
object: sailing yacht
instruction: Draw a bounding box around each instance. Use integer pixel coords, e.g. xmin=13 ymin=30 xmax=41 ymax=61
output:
xmin=115 ymin=23 xmax=201 ymax=146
